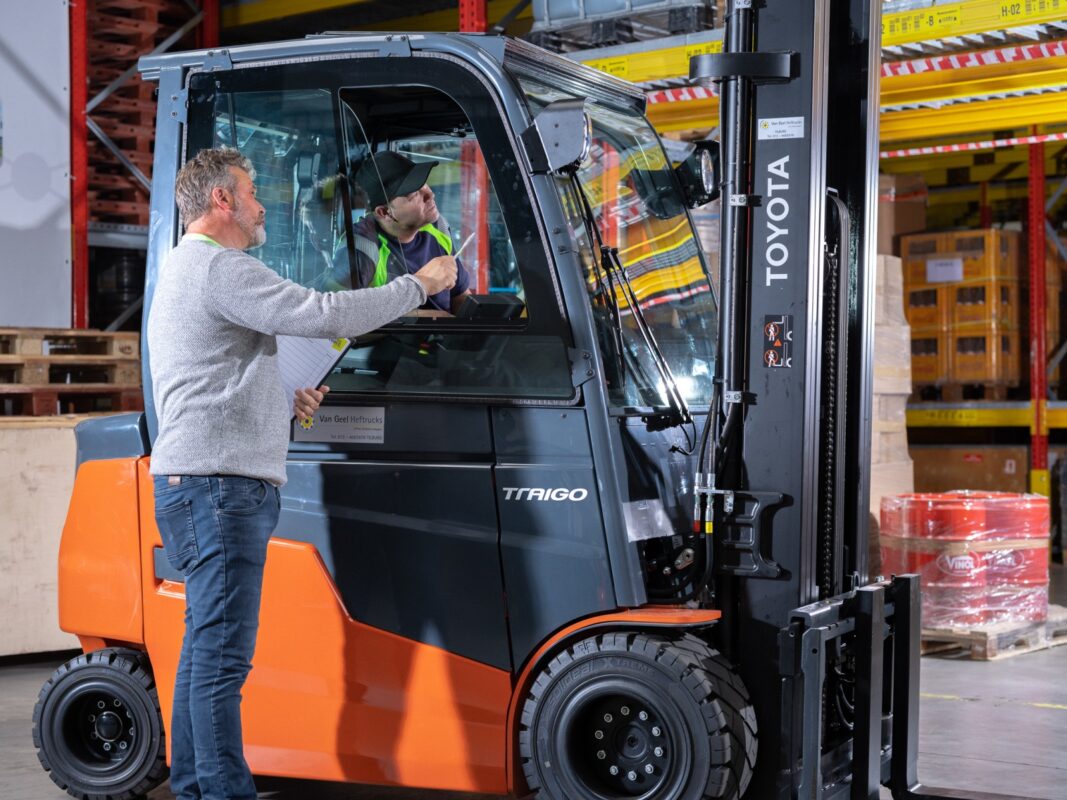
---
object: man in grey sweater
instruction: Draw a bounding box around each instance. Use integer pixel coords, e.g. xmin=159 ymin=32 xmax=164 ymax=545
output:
xmin=147 ymin=147 xmax=456 ymax=800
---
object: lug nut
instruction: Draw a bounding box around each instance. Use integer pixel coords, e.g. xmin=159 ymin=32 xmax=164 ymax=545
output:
xmin=652 ymin=726 xmax=662 ymax=737
xmin=645 ymin=764 xmax=654 ymax=774
xmin=97 ymin=701 xmax=106 ymax=709
xmin=119 ymin=741 xmax=128 ymax=750
xmin=597 ymin=750 xmax=606 ymax=760
xmin=603 ymin=713 xmax=613 ymax=723
xmin=638 ymin=711 xmax=649 ymax=721
xmin=609 ymin=765 xmax=619 ymax=776
xmin=113 ymin=699 xmax=121 ymax=707
xmin=90 ymin=731 xmax=98 ymax=739
xmin=88 ymin=714 xmax=96 ymax=722
xmin=620 ymin=706 xmax=630 ymax=716
xmin=103 ymin=743 xmax=111 ymax=751
xmin=594 ymin=730 xmax=604 ymax=740
xmin=654 ymin=746 xmax=664 ymax=757
xmin=627 ymin=770 xmax=637 ymax=781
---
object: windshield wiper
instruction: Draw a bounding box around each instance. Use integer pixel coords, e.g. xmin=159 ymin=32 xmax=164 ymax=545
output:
xmin=568 ymin=173 xmax=694 ymax=434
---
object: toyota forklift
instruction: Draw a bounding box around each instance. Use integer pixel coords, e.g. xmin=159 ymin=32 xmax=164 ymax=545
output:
xmin=31 ymin=3 xmax=1018 ymax=799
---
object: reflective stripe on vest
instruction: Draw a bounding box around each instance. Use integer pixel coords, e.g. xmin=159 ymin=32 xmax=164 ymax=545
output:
xmin=370 ymin=223 xmax=453 ymax=288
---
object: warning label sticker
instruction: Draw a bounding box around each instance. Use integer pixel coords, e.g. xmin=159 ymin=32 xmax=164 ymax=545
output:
xmin=763 ymin=315 xmax=793 ymax=369
xmin=757 ymin=116 xmax=804 ymax=141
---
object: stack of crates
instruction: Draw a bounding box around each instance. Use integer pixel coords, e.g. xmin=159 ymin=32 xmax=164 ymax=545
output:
xmin=902 ymin=230 xmax=1063 ymax=393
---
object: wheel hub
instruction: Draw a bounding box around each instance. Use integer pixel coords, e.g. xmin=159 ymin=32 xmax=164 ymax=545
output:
xmin=569 ymin=695 xmax=672 ymax=797
xmin=94 ymin=711 xmax=123 ymax=742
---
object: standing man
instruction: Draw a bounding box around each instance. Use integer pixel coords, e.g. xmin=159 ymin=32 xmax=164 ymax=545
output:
xmin=353 ymin=151 xmax=473 ymax=313
xmin=147 ymin=147 xmax=456 ymax=800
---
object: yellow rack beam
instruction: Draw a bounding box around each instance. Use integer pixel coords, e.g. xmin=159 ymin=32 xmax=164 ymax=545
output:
xmin=582 ymin=40 xmax=722 ymax=84
xmin=881 ymin=91 xmax=1067 ymax=142
xmin=882 ymin=0 xmax=1067 ymax=48
xmin=907 ymin=403 xmax=1033 ymax=428
xmin=881 ymin=57 xmax=1067 ymax=108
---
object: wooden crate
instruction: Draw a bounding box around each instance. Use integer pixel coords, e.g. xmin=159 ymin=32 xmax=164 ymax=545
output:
xmin=922 ymin=604 xmax=1067 ymax=660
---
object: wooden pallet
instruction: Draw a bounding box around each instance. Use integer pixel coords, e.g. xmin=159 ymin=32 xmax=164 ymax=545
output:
xmin=922 ymin=604 xmax=1067 ymax=661
xmin=0 ymin=328 xmax=139 ymax=358
xmin=0 ymin=385 xmax=143 ymax=417
xmin=0 ymin=356 xmax=140 ymax=386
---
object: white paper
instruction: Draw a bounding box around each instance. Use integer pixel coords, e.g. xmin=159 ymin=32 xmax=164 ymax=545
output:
xmin=926 ymin=257 xmax=964 ymax=283
xmin=293 ymin=406 xmax=385 ymax=444
xmin=277 ymin=335 xmax=350 ymax=418
xmin=757 ymin=116 xmax=804 ymax=140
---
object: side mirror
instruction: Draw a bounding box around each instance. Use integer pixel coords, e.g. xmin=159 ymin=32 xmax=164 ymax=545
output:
xmin=520 ymin=98 xmax=592 ymax=175
xmin=675 ymin=140 xmax=720 ymax=208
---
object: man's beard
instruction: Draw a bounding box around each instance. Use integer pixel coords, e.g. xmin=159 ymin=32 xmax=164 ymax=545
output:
xmin=235 ymin=200 xmax=266 ymax=249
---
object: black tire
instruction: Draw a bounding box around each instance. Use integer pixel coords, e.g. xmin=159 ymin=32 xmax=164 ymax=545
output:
xmin=519 ymin=631 xmax=757 ymax=800
xmin=32 ymin=648 xmax=168 ymax=800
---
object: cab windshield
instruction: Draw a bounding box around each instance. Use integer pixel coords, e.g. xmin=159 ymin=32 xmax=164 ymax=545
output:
xmin=516 ymin=77 xmax=718 ymax=411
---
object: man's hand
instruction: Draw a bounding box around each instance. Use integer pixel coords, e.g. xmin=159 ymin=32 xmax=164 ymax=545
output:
xmin=294 ymin=384 xmax=329 ymax=422
xmin=413 ymin=255 xmax=458 ymax=296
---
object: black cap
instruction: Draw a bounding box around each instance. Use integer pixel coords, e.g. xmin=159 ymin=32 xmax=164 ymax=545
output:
xmin=354 ymin=151 xmax=436 ymax=210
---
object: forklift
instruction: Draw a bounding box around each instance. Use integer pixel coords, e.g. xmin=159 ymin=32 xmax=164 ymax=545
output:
xmin=31 ymin=2 xmax=1021 ymax=799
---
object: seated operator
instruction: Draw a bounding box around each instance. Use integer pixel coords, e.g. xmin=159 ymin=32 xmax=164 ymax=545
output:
xmin=352 ymin=151 xmax=472 ymax=314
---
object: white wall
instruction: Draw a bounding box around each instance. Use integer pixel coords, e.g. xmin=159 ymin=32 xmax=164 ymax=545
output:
xmin=0 ymin=0 xmax=72 ymax=328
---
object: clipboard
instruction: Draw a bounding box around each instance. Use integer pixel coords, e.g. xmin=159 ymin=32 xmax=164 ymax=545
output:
xmin=277 ymin=335 xmax=351 ymax=420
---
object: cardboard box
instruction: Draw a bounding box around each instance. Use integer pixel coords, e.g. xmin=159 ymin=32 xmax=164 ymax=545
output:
xmin=870 ymin=459 xmax=915 ymax=538
xmin=910 ymin=445 xmax=1028 ymax=494
xmin=876 ymin=255 xmax=907 ymax=327
xmin=0 ymin=417 xmax=83 ymax=655
xmin=878 ymin=174 xmax=927 ymax=256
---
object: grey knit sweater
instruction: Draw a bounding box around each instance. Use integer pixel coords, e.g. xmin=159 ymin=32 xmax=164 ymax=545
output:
xmin=147 ymin=237 xmax=426 ymax=485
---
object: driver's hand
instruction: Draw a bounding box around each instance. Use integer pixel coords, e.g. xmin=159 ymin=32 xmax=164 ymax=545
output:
xmin=413 ymin=255 xmax=458 ymax=296
xmin=295 ymin=384 xmax=329 ymax=422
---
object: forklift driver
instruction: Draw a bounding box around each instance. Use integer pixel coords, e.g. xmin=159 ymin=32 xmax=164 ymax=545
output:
xmin=353 ymin=151 xmax=473 ymax=314
xmin=147 ymin=146 xmax=457 ymax=800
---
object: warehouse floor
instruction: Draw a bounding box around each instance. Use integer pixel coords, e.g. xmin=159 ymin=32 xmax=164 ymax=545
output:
xmin=3 ymin=565 xmax=1065 ymax=800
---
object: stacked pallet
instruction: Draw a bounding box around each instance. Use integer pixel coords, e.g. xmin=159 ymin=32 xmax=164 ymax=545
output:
xmin=869 ymin=255 xmax=915 ymax=576
xmin=903 ymin=229 xmax=1062 ymax=399
xmin=88 ymin=0 xmax=192 ymax=225
xmin=0 ymin=329 xmax=143 ymax=416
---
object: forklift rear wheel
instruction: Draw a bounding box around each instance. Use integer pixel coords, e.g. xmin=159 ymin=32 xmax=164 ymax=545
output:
xmin=32 ymin=648 xmax=168 ymax=800
xmin=519 ymin=631 xmax=757 ymax=800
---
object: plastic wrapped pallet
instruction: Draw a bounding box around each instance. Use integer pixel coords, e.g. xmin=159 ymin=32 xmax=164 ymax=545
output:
xmin=880 ymin=491 xmax=1049 ymax=628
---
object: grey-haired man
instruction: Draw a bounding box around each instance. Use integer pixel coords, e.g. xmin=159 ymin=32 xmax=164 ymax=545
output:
xmin=147 ymin=146 xmax=456 ymax=800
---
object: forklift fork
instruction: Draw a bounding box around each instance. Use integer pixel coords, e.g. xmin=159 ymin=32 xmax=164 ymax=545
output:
xmin=783 ymin=574 xmax=1042 ymax=800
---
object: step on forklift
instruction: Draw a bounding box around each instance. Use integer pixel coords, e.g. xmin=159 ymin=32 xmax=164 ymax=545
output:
xmin=31 ymin=2 xmax=1027 ymax=799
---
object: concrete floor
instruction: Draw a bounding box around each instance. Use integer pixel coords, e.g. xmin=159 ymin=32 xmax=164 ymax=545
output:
xmin=3 ymin=566 xmax=1066 ymax=799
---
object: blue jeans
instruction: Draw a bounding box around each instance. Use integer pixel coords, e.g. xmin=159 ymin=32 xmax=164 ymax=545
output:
xmin=153 ymin=475 xmax=280 ymax=800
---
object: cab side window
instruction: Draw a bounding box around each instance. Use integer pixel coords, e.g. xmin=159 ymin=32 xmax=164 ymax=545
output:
xmin=192 ymin=61 xmax=574 ymax=402
xmin=210 ymin=89 xmax=350 ymax=291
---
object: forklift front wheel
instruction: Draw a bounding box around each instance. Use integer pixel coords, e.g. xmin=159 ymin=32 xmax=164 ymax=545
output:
xmin=32 ymin=648 xmax=168 ymax=800
xmin=519 ymin=631 xmax=756 ymax=800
